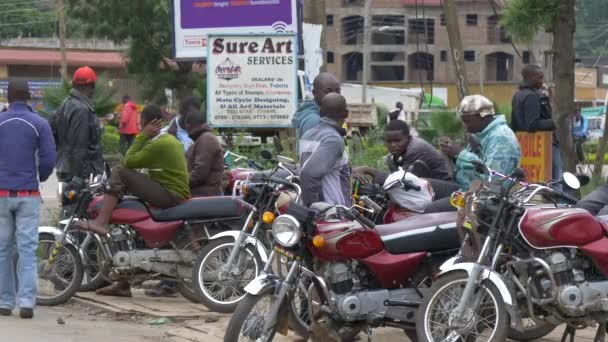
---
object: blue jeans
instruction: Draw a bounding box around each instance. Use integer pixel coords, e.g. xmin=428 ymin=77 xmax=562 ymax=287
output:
xmin=0 ymin=197 xmax=41 ymax=309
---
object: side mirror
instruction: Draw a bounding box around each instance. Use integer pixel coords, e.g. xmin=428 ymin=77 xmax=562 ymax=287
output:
xmin=562 ymin=172 xmax=581 ymax=190
xmin=273 ymin=136 xmax=284 ymax=154
xmin=468 ymin=134 xmax=482 ymax=155
xmin=576 ymin=174 xmax=590 ymax=187
xmin=260 ymin=149 xmax=274 ymax=161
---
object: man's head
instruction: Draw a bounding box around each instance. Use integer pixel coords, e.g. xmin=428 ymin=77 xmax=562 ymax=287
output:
xmin=313 ymin=72 xmax=340 ymax=106
xmin=72 ymin=66 xmax=97 ymax=98
xmin=140 ymin=104 xmax=163 ymax=129
xmin=7 ymin=79 xmax=30 ymax=103
xmin=384 ymin=120 xmax=410 ymax=156
xmin=320 ymin=93 xmax=348 ymax=126
xmin=179 ymin=96 xmax=202 ymax=116
xmin=395 ymin=101 xmax=403 ymax=110
xmin=458 ymin=95 xmax=495 ymax=134
xmin=122 ymin=95 xmax=130 ymax=104
xmin=184 ymin=110 xmax=206 ymax=135
xmin=522 ymin=64 xmax=544 ymax=90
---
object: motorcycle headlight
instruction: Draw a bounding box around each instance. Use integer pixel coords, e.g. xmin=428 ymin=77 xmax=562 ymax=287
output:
xmin=271 ymin=215 xmax=302 ymax=247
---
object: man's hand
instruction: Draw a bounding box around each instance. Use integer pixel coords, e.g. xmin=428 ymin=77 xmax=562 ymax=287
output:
xmin=439 ymin=137 xmax=462 ymax=159
xmin=352 ymin=166 xmax=377 ymax=184
xmin=142 ymin=119 xmax=164 ymax=139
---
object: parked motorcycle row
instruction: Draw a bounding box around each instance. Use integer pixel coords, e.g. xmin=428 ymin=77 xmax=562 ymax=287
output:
xmin=36 ymin=137 xmax=608 ymax=342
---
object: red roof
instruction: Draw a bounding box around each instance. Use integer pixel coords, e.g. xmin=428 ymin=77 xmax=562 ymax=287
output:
xmin=0 ymin=48 xmax=125 ymax=68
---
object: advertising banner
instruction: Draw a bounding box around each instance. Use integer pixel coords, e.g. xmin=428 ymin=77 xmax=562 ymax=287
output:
xmin=516 ymin=132 xmax=553 ymax=182
xmin=172 ymin=0 xmax=298 ymax=59
xmin=206 ymin=34 xmax=298 ymax=128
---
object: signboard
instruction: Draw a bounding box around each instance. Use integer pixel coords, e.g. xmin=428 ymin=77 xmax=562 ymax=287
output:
xmin=516 ymin=132 xmax=553 ymax=182
xmin=582 ymin=105 xmax=606 ymax=138
xmin=207 ymin=34 xmax=298 ymax=128
xmin=172 ymin=0 xmax=298 ymax=59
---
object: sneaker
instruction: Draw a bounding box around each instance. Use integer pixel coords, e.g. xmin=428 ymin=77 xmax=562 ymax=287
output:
xmin=19 ymin=308 xmax=33 ymax=319
xmin=0 ymin=308 xmax=11 ymax=316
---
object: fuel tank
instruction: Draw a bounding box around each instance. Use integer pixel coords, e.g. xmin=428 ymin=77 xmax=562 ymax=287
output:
xmin=310 ymin=220 xmax=383 ymax=262
xmin=519 ymin=208 xmax=604 ymax=249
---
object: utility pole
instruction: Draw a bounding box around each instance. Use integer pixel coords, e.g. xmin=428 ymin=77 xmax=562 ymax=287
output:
xmin=442 ymin=0 xmax=469 ymax=100
xmin=478 ymin=51 xmax=484 ymax=94
xmin=362 ymin=0 xmax=372 ymax=103
xmin=303 ymin=0 xmax=327 ymax=70
xmin=56 ymin=0 xmax=68 ymax=82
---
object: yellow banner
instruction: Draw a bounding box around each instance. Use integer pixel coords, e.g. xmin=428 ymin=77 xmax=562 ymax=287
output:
xmin=516 ymin=132 xmax=553 ymax=183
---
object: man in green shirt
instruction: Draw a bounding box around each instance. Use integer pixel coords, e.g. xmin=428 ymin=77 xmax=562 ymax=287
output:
xmin=76 ymin=104 xmax=190 ymax=297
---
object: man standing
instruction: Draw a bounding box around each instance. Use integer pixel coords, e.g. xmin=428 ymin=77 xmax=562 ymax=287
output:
xmin=292 ymin=72 xmax=341 ymax=141
xmin=511 ymin=64 xmax=560 ymax=180
xmin=573 ymin=108 xmax=588 ymax=164
xmin=184 ymin=110 xmax=224 ymax=197
xmin=119 ymin=95 xmax=139 ymax=154
xmin=52 ymin=66 xmax=103 ymax=182
xmin=299 ymin=93 xmax=351 ymax=207
xmin=0 ymin=80 xmax=56 ymax=318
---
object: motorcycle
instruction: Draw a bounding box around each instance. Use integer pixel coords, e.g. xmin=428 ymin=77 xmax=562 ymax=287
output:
xmin=37 ymin=170 xmax=250 ymax=306
xmin=415 ymin=160 xmax=608 ymax=342
xmin=191 ymin=150 xmax=302 ymax=314
xmin=224 ymin=173 xmax=462 ymax=342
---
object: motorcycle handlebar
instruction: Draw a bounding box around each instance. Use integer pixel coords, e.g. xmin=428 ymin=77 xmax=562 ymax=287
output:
xmin=552 ymin=190 xmax=579 ymax=205
xmin=403 ymin=180 xmax=421 ymax=192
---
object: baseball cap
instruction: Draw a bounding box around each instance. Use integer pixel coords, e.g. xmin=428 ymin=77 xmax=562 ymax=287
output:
xmin=72 ymin=66 xmax=97 ymax=85
xmin=458 ymin=95 xmax=495 ymax=117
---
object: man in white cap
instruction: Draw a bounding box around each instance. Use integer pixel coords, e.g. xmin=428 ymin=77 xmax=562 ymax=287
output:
xmin=425 ymin=94 xmax=521 ymax=213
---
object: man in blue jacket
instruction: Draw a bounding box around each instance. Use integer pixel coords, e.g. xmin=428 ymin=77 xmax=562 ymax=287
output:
xmin=292 ymin=72 xmax=341 ymax=141
xmin=0 ymin=80 xmax=56 ymax=318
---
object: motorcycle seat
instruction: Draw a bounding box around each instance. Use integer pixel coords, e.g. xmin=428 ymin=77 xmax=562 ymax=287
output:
xmin=376 ymin=212 xmax=461 ymax=254
xmin=150 ymin=196 xmax=245 ymax=222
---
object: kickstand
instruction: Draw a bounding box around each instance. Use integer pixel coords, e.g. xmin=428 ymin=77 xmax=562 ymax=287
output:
xmin=594 ymin=322 xmax=607 ymax=342
xmin=561 ymin=325 xmax=576 ymax=342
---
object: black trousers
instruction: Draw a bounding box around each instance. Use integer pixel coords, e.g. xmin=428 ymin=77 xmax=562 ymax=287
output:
xmin=119 ymin=134 xmax=136 ymax=155
xmin=109 ymin=166 xmax=183 ymax=209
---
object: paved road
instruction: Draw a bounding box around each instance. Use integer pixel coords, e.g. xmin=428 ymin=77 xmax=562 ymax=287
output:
xmin=0 ymin=303 xmax=168 ymax=342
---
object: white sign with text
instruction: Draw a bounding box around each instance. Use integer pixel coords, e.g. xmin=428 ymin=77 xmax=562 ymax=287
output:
xmin=207 ymin=34 xmax=298 ymax=128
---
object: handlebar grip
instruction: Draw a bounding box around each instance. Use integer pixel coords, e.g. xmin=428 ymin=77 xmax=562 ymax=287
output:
xmin=352 ymin=209 xmax=376 ymax=229
xmin=555 ymin=190 xmax=578 ymax=205
xmin=250 ymin=161 xmax=264 ymax=170
xmin=403 ymin=181 xmax=421 ymax=192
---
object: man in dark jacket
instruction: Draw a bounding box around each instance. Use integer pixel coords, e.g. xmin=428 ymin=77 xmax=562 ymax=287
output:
xmin=184 ymin=110 xmax=224 ymax=197
xmin=511 ymin=64 xmax=561 ymax=181
xmin=51 ymin=66 xmax=103 ymax=182
xmin=0 ymin=80 xmax=56 ymax=318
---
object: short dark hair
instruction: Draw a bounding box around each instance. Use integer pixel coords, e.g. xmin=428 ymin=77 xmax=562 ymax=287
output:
xmin=396 ymin=101 xmax=403 ymax=108
xmin=122 ymin=95 xmax=130 ymax=103
xmin=180 ymin=96 xmax=202 ymax=115
xmin=140 ymin=104 xmax=163 ymax=124
xmin=385 ymin=119 xmax=410 ymax=136
xmin=7 ymin=79 xmax=29 ymax=103
xmin=185 ymin=110 xmax=205 ymax=126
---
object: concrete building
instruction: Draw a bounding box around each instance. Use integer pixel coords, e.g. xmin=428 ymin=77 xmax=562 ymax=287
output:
xmin=324 ymin=0 xmax=553 ymax=107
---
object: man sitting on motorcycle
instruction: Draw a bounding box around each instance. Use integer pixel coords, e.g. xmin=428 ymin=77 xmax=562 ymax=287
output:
xmin=425 ymin=94 xmax=521 ymax=213
xmin=77 ymin=104 xmax=191 ymax=297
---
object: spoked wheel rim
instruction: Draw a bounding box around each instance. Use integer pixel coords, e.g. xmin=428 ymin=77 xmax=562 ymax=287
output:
xmin=198 ymin=242 xmax=260 ymax=305
xmin=292 ymin=277 xmax=311 ymax=327
xmin=424 ymin=278 xmax=501 ymax=342
xmin=37 ymin=239 xmax=79 ymax=299
xmin=238 ymin=293 xmax=274 ymax=342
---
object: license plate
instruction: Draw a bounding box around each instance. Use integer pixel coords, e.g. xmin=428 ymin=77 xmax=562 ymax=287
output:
xmin=273 ymin=246 xmax=295 ymax=259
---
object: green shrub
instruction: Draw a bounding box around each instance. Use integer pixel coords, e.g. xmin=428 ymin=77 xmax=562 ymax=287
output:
xmin=102 ymin=126 xmax=120 ymax=156
xmin=39 ymin=77 xmax=118 ymax=118
xmin=376 ymin=104 xmax=389 ymax=129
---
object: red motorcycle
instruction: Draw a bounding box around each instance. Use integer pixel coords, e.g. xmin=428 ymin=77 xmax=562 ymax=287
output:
xmin=224 ymin=193 xmax=461 ymax=342
xmin=36 ymin=174 xmax=254 ymax=306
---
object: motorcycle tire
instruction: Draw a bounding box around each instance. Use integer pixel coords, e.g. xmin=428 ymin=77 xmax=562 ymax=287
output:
xmin=508 ymin=320 xmax=557 ymax=341
xmin=193 ymin=237 xmax=263 ymax=313
xmin=224 ymin=288 xmax=278 ymax=342
xmin=37 ymin=234 xmax=84 ymax=306
xmin=416 ymin=271 xmax=509 ymax=342
xmin=288 ymin=277 xmax=311 ymax=338
xmin=176 ymin=280 xmax=200 ymax=303
xmin=78 ymin=238 xmax=108 ymax=292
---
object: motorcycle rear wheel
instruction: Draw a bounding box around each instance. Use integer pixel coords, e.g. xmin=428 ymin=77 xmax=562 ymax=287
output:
xmin=36 ymin=234 xmax=84 ymax=306
xmin=508 ymin=318 xmax=557 ymax=341
xmin=224 ymin=288 xmax=278 ymax=342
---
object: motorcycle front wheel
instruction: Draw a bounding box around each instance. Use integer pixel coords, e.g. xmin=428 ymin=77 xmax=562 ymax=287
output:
xmin=508 ymin=316 xmax=557 ymax=341
xmin=224 ymin=287 xmax=278 ymax=342
xmin=416 ymin=272 xmax=508 ymax=342
xmin=193 ymin=237 xmax=262 ymax=313
xmin=36 ymin=233 xmax=84 ymax=306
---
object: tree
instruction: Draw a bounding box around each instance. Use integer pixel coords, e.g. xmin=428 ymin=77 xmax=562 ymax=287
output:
xmin=66 ymin=0 xmax=203 ymax=104
xmin=575 ymin=0 xmax=608 ymax=57
xmin=0 ymin=0 xmax=56 ymax=40
xmin=501 ymin=0 xmax=577 ymax=173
